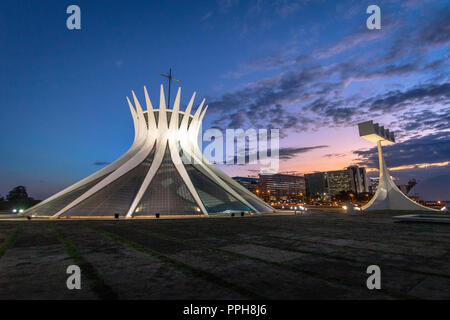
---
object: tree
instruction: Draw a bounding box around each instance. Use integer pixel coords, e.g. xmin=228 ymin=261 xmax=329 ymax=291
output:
xmin=7 ymin=186 xmax=29 ymax=203
xmin=0 ymin=195 xmax=5 ymax=210
xmin=5 ymin=186 xmax=39 ymax=209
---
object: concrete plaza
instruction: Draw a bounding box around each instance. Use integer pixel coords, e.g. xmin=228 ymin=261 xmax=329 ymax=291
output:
xmin=0 ymin=210 xmax=449 ymax=299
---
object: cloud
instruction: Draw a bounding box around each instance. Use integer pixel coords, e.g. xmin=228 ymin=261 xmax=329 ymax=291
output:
xmin=210 ymin=52 xmax=449 ymax=138
xmin=206 ymin=2 xmax=449 ymax=171
xmin=222 ymin=53 xmax=288 ymax=79
xmin=354 ymin=131 xmax=450 ymax=168
xmin=274 ymin=0 xmax=302 ymax=17
xmin=210 ymin=59 xmax=448 ymax=135
xmin=418 ymin=7 xmax=450 ymax=46
xmin=201 ymin=11 xmax=213 ymax=20
xmin=361 ymin=82 xmax=450 ymax=113
xmin=324 ymin=153 xmax=346 ymax=158
xmin=316 ymin=29 xmax=386 ymax=59
xmin=222 ymin=144 xmax=328 ymax=164
xmin=306 ymin=98 xmax=359 ymax=124
xmin=401 ymin=0 xmax=436 ymax=8
xmin=382 ymin=7 xmax=450 ymax=63
xmin=279 ymin=145 xmax=329 ymax=160
xmin=210 ymin=65 xmax=327 ymax=128
xmin=400 ymin=108 xmax=450 ymax=132
xmin=246 ymin=0 xmax=305 ymax=18
xmin=217 ymin=0 xmax=239 ymax=13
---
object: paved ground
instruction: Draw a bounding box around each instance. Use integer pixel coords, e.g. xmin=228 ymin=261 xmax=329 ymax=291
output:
xmin=0 ymin=210 xmax=449 ymax=300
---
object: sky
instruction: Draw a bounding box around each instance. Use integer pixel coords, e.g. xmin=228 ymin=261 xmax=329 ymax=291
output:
xmin=0 ymin=0 xmax=448 ymax=201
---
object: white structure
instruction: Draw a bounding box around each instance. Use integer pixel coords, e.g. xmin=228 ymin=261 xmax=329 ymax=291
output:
xmin=358 ymin=121 xmax=436 ymax=212
xmin=25 ymin=85 xmax=274 ymax=218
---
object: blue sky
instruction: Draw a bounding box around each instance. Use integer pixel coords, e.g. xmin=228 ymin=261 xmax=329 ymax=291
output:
xmin=0 ymin=0 xmax=448 ymax=200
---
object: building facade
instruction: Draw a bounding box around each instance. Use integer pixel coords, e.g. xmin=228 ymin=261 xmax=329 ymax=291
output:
xmin=305 ymin=172 xmax=328 ymax=196
xmin=327 ymin=169 xmax=353 ymax=196
xmin=306 ymin=166 xmax=368 ymax=197
xmin=347 ymin=166 xmax=368 ymax=194
xmin=258 ymin=173 xmax=306 ymax=201
xmin=369 ymin=177 xmax=379 ymax=193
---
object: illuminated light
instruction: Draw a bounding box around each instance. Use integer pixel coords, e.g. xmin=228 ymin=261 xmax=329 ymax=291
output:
xmin=196 ymin=207 xmax=201 ymax=212
xmin=441 ymin=207 xmax=448 ymax=211
xmin=342 ymin=206 xmax=347 ymax=210
xmin=354 ymin=207 xmax=361 ymax=211
xmin=12 ymin=209 xmax=17 ymax=213
xmin=19 ymin=209 xmax=24 ymax=213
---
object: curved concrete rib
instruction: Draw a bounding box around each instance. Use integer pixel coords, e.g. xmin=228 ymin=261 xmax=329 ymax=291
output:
xmin=25 ymin=98 xmax=145 ymax=215
xmin=144 ymin=85 xmax=156 ymax=129
xmin=168 ymin=88 xmax=207 ymax=215
xmin=180 ymin=104 xmax=258 ymax=213
xmin=125 ymin=85 xmax=170 ymax=218
xmin=51 ymin=87 xmax=157 ymax=218
xmin=195 ymin=105 xmax=271 ymax=212
xmin=206 ymin=162 xmax=272 ymax=212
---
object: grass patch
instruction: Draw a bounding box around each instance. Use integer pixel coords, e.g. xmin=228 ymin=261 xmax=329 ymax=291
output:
xmin=87 ymin=225 xmax=265 ymax=300
xmin=0 ymin=223 xmax=24 ymax=259
xmin=50 ymin=222 xmax=118 ymax=300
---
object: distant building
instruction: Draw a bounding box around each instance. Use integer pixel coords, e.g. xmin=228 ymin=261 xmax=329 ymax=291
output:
xmin=347 ymin=166 xmax=368 ymax=194
xmin=306 ymin=166 xmax=368 ymax=197
xmin=327 ymin=169 xmax=353 ymax=196
xmin=305 ymin=172 xmax=328 ymax=196
xmin=369 ymin=177 xmax=379 ymax=193
xmin=370 ymin=176 xmax=415 ymax=195
xmin=258 ymin=173 xmax=306 ymax=200
xmin=232 ymin=176 xmax=259 ymax=193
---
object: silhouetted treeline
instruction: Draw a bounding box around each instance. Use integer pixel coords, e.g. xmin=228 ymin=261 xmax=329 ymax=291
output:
xmin=0 ymin=186 xmax=41 ymax=211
